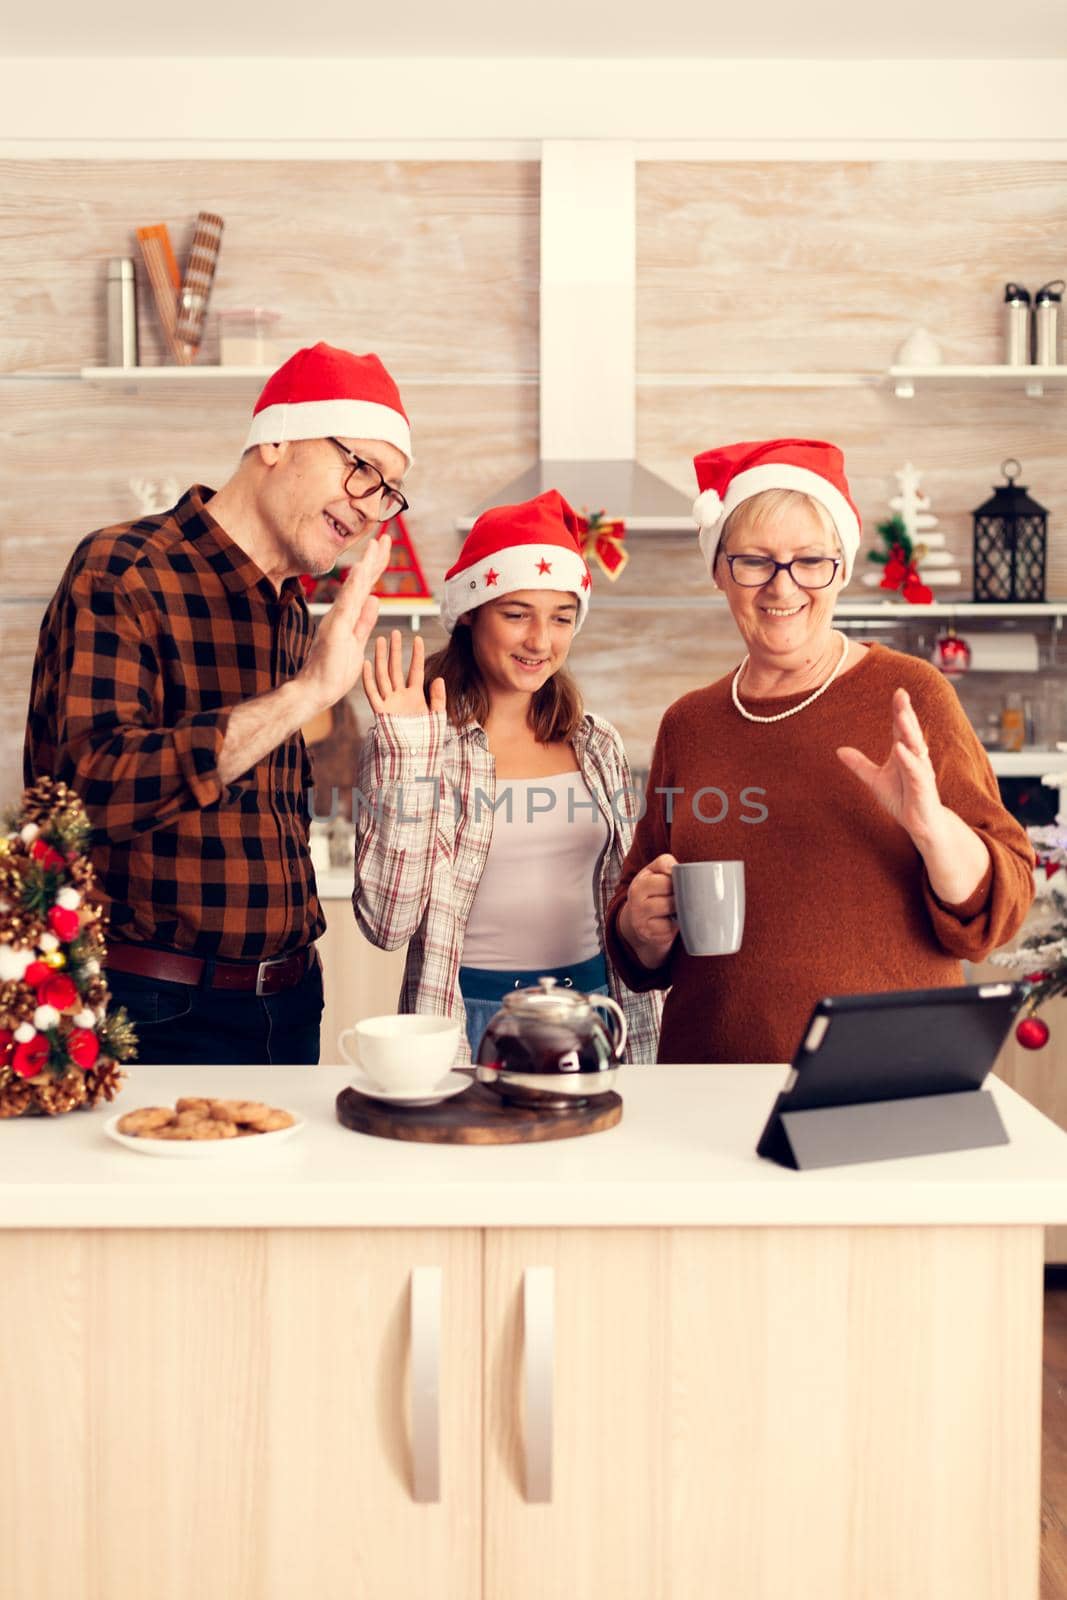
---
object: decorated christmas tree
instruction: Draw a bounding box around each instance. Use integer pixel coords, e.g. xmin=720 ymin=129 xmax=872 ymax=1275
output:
xmin=991 ymin=759 xmax=1067 ymax=1050
xmin=863 ymin=463 xmax=961 ymax=600
xmin=0 ymin=778 xmax=136 ymax=1117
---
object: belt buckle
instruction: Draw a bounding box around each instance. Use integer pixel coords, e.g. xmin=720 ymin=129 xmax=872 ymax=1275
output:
xmin=254 ymin=949 xmax=304 ymax=996
xmin=255 ymin=955 xmax=284 ymax=997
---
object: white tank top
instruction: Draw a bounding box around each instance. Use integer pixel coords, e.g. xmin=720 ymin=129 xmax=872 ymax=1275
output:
xmin=461 ymin=771 xmax=610 ymax=971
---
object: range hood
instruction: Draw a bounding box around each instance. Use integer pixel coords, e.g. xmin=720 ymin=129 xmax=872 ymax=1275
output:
xmin=457 ymin=142 xmax=694 ymax=532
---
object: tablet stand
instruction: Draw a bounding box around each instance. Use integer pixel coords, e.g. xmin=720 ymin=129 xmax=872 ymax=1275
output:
xmin=775 ymin=1089 xmax=1009 ymax=1171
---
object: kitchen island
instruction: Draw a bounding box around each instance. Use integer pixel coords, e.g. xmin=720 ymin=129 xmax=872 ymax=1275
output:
xmin=2 ymin=1063 xmax=1066 ymax=1600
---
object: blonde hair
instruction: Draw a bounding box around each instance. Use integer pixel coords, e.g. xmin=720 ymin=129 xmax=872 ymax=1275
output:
xmin=714 ymin=489 xmax=843 ymax=565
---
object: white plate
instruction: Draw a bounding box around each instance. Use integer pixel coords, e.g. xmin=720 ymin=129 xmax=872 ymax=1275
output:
xmin=103 ymin=1109 xmax=305 ymax=1158
xmin=347 ymin=1069 xmax=471 ymax=1108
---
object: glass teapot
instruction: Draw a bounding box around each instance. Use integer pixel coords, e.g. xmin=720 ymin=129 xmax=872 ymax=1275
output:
xmin=474 ymin=976 xmax=628 ymax=1108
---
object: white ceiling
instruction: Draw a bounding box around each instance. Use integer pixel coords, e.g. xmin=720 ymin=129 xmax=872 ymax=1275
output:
xmin=6 ymin=0 xmax=1067 ymax=57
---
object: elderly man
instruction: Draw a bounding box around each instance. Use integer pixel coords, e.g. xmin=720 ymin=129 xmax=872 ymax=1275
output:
xmin=24 ymin=342 xmax=411 ymax=1065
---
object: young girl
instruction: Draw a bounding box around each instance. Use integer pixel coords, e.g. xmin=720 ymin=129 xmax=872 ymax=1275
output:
xmin=353 ymin=490 xmax=661 ymax=1064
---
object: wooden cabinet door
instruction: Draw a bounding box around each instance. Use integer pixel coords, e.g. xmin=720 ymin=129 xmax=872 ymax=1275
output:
xmin=317 ymin=911 xmax=408 ymax=1063
xmin=0 ymin=1227 xmax=481 ymax=1600
xmin=483 ymin=1225 xmax=1042 ymax=1600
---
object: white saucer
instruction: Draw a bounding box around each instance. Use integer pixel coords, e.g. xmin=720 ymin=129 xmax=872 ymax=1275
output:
xmin=348 ymin=1069 xmax=471 ymax=1108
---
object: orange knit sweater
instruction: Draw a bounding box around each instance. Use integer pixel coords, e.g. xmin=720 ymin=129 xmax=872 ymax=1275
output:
xmin=605 ymin=643 xmax=1036 ymax=1064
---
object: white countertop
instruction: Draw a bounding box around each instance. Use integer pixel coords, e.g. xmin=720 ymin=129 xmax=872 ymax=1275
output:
xmin=3 ymin=1066 xmax=1067 ymax=1230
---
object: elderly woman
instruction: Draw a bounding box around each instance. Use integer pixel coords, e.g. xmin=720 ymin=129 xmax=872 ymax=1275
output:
xmin=354 ymin=489 xmax=662 ymax=1065
xmin=605 ymin=438 xmax=1035 ymax=1064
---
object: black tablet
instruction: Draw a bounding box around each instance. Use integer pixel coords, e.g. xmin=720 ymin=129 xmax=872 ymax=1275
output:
xmin=756 ymin=983 xmax=1025 ymax=1168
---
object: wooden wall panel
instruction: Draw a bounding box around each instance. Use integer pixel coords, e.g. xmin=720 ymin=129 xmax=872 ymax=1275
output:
xmin=637 ymin=161 xmax=1067 ymax=373
xmin=3 ymin=157 xmax=1067 ymax=813
xmin=0 ymin=159 xmax=539 ymax=376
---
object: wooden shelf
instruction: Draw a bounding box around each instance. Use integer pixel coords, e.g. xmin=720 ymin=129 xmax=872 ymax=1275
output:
xmin=308 ymin=597 xmax=439 ymax=632
xmin=987 ymin=750 xmax=1067 ymax=778
xmin=591 ymin=595 xmax=1067 ymax=619
xmin=889 ymin=364 xmax=1067 ymax=399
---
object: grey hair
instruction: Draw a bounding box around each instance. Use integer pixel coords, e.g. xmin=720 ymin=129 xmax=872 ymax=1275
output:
xmin=713 ymin=489 xmax=844 ymax=566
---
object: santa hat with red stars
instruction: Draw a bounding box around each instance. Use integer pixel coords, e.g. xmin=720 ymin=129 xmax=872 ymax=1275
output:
xmin=440 ymin=490 xmax=592 ymax=634
xmin=246 ymin=341 xmax=412 ymax=467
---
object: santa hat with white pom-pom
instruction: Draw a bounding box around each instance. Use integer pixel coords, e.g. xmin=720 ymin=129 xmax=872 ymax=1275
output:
xmin=692 ymin=438 xmax=862 ymax=583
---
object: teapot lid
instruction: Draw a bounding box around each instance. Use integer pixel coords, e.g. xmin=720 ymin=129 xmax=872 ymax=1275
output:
xmin=501 ymin=975 xmax=594 ymax=1023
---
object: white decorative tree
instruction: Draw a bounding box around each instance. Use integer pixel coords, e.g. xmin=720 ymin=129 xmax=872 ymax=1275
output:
xmin=862 ymin=463 xmax=961 ymax=589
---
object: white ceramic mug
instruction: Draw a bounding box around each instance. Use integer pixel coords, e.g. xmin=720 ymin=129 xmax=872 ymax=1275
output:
xmin=339 ymin=1014 xmax=461 ymax=1094
xmin=671 ymin=861 xmax=745 ymax=957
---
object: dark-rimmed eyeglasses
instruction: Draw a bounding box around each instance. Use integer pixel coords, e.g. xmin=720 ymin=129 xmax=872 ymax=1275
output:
xmin=327 ymin=437 xmax=409 ymax=522
xmin=723 ymin=554 xmax=841 ymax=590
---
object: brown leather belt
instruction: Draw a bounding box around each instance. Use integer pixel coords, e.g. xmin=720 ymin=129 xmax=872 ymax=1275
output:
xmin=105 ymin=941 xmax=312 ymax=997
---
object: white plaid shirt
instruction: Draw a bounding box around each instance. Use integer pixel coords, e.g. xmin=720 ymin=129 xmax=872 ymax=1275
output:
xmin=352 ymin=710 xmax=663 ymax=1064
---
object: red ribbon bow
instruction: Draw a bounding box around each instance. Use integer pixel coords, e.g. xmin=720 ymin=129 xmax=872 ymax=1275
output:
xmin=578 ymin=510 xmax=628 ymax=581
xmin=879 ymin=543 xmax=933 ymax=605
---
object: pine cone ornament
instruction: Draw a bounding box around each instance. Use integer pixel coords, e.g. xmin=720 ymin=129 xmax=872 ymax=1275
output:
xmin=33 ymin=1070 xmax=89 ymax=1117
xmin=84 ymin=1059 xmax=124 ymax=1107
xmin=0 ymin=980 xmax=37 ymax=1030
xmin=0 ymin=1079 xmax=32 ymax=1118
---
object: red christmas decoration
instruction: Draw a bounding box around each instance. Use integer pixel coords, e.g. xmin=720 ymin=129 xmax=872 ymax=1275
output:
xmin=39 ymin=974 xmax=78 ymax=1011
xmin=1015 ymin=1016 xmax=1050 ymax=1051
xmin=12 ymin=1036 xmax=50 ymax=1078
xmin=931 ymin=628 xmax=971 ymax=677
xmin=299 ymin=515 xmax=433 ymax=606
xmin=577 ymin=510 xmax=628 ymax=581
xmin=47 ymin=904 xmax=80 ymax=942
xmin=67 ymin=1029 xmax=101 ymax=1071
xmin=31 ymin=839 xmax=66 ymax=871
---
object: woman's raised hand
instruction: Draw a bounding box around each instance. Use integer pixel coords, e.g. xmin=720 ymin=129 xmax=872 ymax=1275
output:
xmin=362 ymin=630 xmax=446 ymax=719
xmin=836 ymin=687 xmax=944 ymax=845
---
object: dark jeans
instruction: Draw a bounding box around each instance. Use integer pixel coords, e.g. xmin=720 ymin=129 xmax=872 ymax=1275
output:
xmin=105 ymin=956 xmax=324 ymax=1066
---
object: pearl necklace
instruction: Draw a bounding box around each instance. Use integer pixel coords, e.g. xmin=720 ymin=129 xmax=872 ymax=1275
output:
xmin=731 ymin=630 xmax=850 ymax=724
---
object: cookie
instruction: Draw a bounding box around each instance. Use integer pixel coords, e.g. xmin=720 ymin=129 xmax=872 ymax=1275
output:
xmin=118 ymin=1107 xmax=176 ymax=1136
xmin=175 ymin=1097 xmax=213 ymax=1116
xmin=175 ymin=1107 xmax=212 ymax=1127
xmin=255 ymin=1109 xmax=296 ymax=1133
xmin=155 ymin=1118 xmax=237 ymax=1141
xmin=210 ymin=1099 xmax=272 ymax=1126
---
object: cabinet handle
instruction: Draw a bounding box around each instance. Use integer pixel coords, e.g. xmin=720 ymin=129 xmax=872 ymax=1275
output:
xmin=410 ymin=1266 xmax=442 ymax=1503
xmin=523 ymin=1266 xmax=554 ymax=1503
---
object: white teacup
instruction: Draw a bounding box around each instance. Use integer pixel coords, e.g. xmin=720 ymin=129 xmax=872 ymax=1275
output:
xmin=339 ymin=1014 xmax=461 ymax=1095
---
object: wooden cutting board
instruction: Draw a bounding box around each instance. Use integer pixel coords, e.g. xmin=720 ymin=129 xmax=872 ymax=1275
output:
xmin=335 ymin=1074 xmax=622 ymax=1145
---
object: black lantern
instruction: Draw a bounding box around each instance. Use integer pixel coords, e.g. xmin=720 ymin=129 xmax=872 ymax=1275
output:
xmin=972 ymin=458 xmax=1047 ymax=603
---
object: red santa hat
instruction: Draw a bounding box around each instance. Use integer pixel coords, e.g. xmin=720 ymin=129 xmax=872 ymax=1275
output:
xmin=440 ymin=490 xmax=592 ymax=634
xmin=692 ymin=438 xmax=861 ymax=582
xmin=245 ymin=341 xmax=412 ymax=467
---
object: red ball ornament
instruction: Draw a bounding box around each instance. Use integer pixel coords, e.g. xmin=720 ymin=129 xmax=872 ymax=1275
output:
xmin=31 ymin=838 xmax=66 ymax=871
xmin=931 ymin=628 xmax=971 ymax=677
xmin=67 ymin=1028 xmax=100 ymax=1071
xmin=47 ymin=905 xmax=80 ymax=942
xmin=40 ymin=974 xmax=78 ymax=1012
xmin=1016 ymin=1016 xmax=1050 ymax=1051
xmin=12 ymin=1035 xmax=49 ymax=1078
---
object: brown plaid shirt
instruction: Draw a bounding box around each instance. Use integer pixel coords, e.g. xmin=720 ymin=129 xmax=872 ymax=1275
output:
xmin=24 ymin=485 xmax=324 ymax=961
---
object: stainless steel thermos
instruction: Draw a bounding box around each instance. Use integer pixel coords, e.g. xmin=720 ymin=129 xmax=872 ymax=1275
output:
xmin=1034 ymin=280 xmax=1064 ymax=366
xmin=106 ymin=257 xmax=139 ymax=368
xmin=1003 ymin=282 xmax=1031 ymax=365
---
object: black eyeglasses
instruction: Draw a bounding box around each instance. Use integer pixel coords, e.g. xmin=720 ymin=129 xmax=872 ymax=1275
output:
xmin=326 ymin=437 xmax=409 ymax=522
xmin=723 ymin=554 xmax=841 ymax=590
